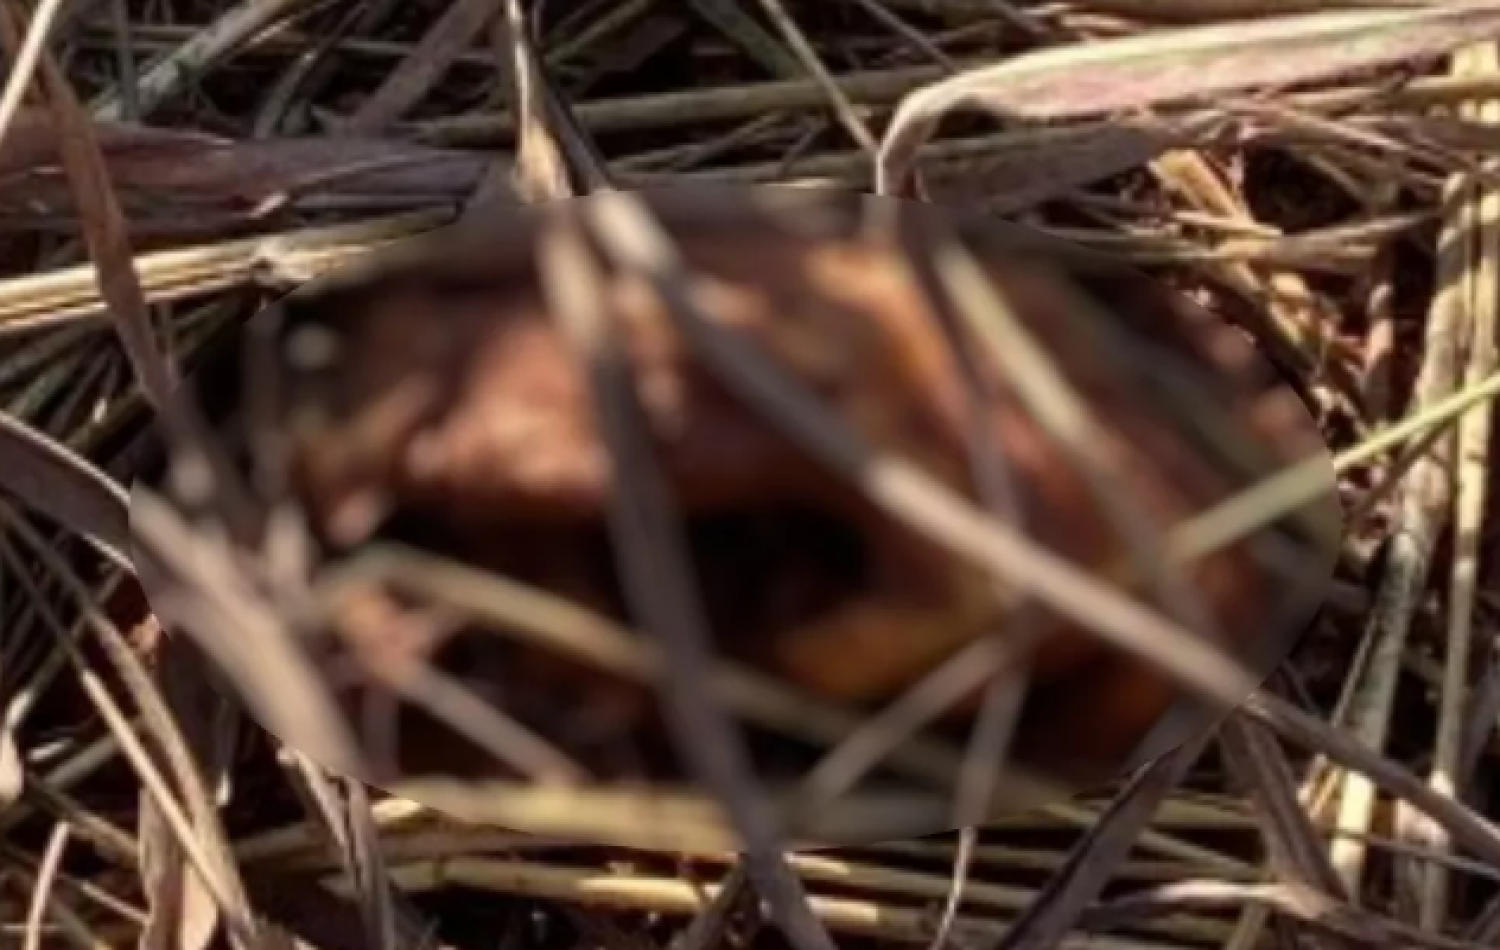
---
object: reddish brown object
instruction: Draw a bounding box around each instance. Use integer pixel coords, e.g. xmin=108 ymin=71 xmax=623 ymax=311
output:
xmin=265 ymin=187 xmax=1339 ymax=797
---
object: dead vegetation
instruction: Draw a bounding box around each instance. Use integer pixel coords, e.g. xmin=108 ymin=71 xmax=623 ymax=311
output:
xmin=3 ymin=3 xmax=1500 ymax=950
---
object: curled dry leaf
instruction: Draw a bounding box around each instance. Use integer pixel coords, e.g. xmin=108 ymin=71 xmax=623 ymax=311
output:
xmin=877 ymin=3 xmax=1500 ymax=196
xmin=154 ymin=186 xmax=1340 ymax=811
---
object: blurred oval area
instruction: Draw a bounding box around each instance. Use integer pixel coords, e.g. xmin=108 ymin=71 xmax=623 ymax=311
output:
xmin=126 ymin=184 xmax=1340 ymax=849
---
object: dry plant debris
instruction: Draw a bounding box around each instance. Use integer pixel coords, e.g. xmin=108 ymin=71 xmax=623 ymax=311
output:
xmin=1 ymin=3 xmax=1500 ymax=950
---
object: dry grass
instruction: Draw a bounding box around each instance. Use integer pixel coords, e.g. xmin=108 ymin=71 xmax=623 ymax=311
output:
xmin=2 ymin=2 xmax=1500 ymax=950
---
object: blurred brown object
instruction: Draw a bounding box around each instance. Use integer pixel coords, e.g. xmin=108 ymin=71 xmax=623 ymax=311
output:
xmin=205 ymin=187 xmax=1340 ymax=801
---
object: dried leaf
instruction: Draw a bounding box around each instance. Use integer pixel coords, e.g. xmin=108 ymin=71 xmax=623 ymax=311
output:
xmin=20 ymin=33 xmax=175 ymax=409
xmin=1083 ymin=0 xmax=1412 ymax=23
xmin=0 ymin=410 xmax=130 ymax=569
xmin=879 ymin=3 xmax=1500 ymax=193
xmin=129 ymin=486 xmax=372 ymax=783
xmin=0 ymin=110 xmax=223 ymax=179
xmin=0 ymin=108 xmax=489 ymax=224
xmin=24 ymin=36 xmax=275 ymax=544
